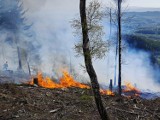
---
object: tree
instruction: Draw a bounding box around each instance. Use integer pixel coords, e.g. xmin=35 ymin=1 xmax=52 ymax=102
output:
xmin=106 ymin=0 xmax=125 ymax=95
xmin=117 ymin=0 xmax=122 ymax=96
xmin=0 ymin=0 xmax=40 ymax=73
xmin=71 ymin=0 xmax=109 ymax=59
xmin=0 ymin=0 xmax=28 ymax=70
xmin=79 ymin=0 xmax=110 ymax=119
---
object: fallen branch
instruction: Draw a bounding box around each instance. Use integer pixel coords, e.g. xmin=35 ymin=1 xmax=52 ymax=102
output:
xmin=114 ymin=107 xmax=139 ymax=115
xmin=133 ymin=106 xmax=160 ymax=119
xmin=145 ymin=109 xmax=160 ymax=119
xmin=49 ymin=108 xmax=61 ymax=113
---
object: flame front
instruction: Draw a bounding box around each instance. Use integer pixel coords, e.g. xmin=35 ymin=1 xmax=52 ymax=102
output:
xmin=60 ymin=70 xmax=90 ymax=89
xmin=28 ymin=70 xmax=115 ymax=96
xmin=29 ymin=73 xmax=142 ymax=97
xmin=100 ymin=89 xmax=114 ymax=96
xmin=123 ymin=81 xmax=141 ymax=97
xmin=123 ymin=81 xmax=141 ymax=93
xmin=29 ymin=70 xmax=90 ymax=89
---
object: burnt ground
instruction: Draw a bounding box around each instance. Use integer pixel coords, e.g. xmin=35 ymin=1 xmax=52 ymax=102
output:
xmin=0 ymin=83 xmax=160 ymax=120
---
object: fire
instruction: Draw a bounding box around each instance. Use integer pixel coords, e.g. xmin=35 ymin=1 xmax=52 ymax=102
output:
xmin=123 ymin=81 xmax=141 ymax=97
xmin=100 ymin=89 xmax=114 ymax=96
xmin=29 ymin=70 xmax=90 ymax=89
xmin=28 ymin=70 xmax=115 ymax=96
xmin=60 ymin=70 xmax=90 ymax=89
xmin=123 ymin=81 xmax=141 ymax=93
xmin=29 ymin=72 xmax=63 ymax=88
xmin=29 ymin=73 xmax=142 ymax=97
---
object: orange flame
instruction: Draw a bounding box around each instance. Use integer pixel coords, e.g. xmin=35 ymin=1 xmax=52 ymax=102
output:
xmin=60 ymin=70 xmax=90 ymax=89
xmin=123 ymin=81 xmax=141 ymax=94
xmin=28 ymin=70 xmax=114 ymax=96
xmin=100 ymin=89 xmax=114 ymax=96
xmin=29 ymin=70 xmax=90 ymax=89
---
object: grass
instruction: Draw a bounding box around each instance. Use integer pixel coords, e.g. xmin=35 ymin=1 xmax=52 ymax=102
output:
xmin=80 ymin=95 xmax=93 ymax=101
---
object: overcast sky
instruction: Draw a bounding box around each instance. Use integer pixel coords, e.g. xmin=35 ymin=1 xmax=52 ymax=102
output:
xmin=101 ymin=0 xmax=160 ymax=8
xmin=129 ymin=0 xmax=160 ymax=8
xmin=23 ymin=0 xmax=160 ymax=12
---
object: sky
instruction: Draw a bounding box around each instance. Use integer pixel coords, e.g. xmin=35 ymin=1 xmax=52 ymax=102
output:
xmin=23 ymin=0 xmax=160 ymax=8
xmin=23 ymin=0 xmax=160 ymax=12
xmin=129 ymin=0 xmax=160 ymax=8
xmin=18 ymin=0 xmax=160 ymax=91
xmin=102 ymin=0 xmax=160 ymax=8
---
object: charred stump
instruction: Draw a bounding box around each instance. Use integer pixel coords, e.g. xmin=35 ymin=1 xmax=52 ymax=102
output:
xmin=33 ymin=78 xmax=38 ymax=86
xmin=109 ymin=79 xmax=113 ymax=92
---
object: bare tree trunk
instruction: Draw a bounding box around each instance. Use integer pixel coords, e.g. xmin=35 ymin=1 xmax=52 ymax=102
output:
xmin=17 ymin=46 xmax=22 ymax=70
xmin=27 ymin=60 xmax=31 ymax=76
xmin=15 ymin=34 xmax=22 ymax=70
xmin=25 ymin=54 xmax=31 ymax=76
xmin=118 ymin=0 xmax=122 ymax=95
xmin=109 ymin=8 xmax=112 ymax=38
xmin=80 ymin=0 xmax=109 ymax=120
xmin=114 ymin=28 xmax=118 ymax=86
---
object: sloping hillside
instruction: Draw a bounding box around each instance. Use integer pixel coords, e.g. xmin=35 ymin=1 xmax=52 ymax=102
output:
xmin=0 ymin=83 xmax=160 ymax=120
xmin=123 ymin=11 xmax=160 ymax=68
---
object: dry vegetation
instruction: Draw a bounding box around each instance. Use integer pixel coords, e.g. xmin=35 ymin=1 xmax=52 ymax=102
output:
xmin=0 ymin=83 xmax=160 ymax=120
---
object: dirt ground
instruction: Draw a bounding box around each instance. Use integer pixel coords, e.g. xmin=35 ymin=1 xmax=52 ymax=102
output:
xmin=0 ymin=83 xmax=160 ymax=120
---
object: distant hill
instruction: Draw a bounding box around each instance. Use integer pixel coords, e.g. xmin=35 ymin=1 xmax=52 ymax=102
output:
xmin=123 ymin=11 xmax=160 ymax=32
xmin=123 ymin=11 xmax=160 ymax=68
xmin=128 ymin=7 xmax=160 ymax=12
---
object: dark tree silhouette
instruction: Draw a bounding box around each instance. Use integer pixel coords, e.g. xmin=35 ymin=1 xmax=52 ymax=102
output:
xmin=117 ymin=0 xmax=122 ymax=96
xmin=106 ymin=0 xmax=123 ymax=95
xmin=79 ymin=0 xmax=110 ymax=119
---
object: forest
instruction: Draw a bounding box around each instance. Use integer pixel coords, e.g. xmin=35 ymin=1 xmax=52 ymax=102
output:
xmin=0 ymin=0 xmax=160 ymax=120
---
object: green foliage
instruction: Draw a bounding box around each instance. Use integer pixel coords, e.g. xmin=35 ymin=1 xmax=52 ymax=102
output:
xmin=123 ymin=12 xmax=160 ymax=67
xmin=71 ymin=0 xmax=109 ymax=59
xmin=80 ymin=95 xmax=93 ymax=101
xmin=125 ymin=34 xmax=160 ymax=52
xmin=124 ymin=34 xmax=160 ymax=66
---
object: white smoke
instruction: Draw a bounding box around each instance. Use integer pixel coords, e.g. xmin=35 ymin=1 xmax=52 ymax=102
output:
xmin=24 ymin=0 xmax=160 ymax=92
xmin=123 ymin=49 xmax=160 ymax=92
xmin=0 ymin=0 xmax=159 ymax=92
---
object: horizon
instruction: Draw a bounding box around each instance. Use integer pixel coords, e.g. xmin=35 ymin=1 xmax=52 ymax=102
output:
xmin=128 ymin=6 xmax=160 ymax=12
xmin=103 ymin=0 xmax=160 ymax=9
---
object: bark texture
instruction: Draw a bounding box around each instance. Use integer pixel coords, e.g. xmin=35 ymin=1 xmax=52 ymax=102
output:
xmin=118 ymin=0 xmax=122 ymax=96
xmin=79 ymin=0 xmax=110 ymax=119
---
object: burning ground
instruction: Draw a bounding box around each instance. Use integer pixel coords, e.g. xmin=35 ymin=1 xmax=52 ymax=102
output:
xmin=0 ymin=82 xmax=160 ymax=120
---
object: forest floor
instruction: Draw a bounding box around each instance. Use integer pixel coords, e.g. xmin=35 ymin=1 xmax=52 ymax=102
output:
xmin=0 ymin=83 xmax=160 ymax=120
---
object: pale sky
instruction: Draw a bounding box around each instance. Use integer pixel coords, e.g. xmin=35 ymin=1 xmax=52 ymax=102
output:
xmin=129 ymin=0 xmax=160 ymax=8
xmin=102 ymin=0 xmax=160 ymax=8
xmin=23 ymin=0 xmax=160 ymax=10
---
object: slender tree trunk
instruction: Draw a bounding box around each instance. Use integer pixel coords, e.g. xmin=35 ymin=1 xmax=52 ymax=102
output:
xmin=118 ymin=0 xmax=122 ymax=95
xmin=27 ymin=60 xmax=31 ymax=76
xmin=114 ymin=28 xmax=118 ymax=86
xmin=15 ymin=34 xmax=22 ymax=70
xmin=80 ymin=0 xmax=109 ymax=120
xmin=109 ymin=8 xmax=112 ymax=38
xmin=17 ymin=46 xmax=22 ymax=70
xmin=25 ymin=54 xmax=31 ymax=76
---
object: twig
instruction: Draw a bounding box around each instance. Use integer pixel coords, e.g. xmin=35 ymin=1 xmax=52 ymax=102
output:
xmin=133 ymin=106 xmax=160 ymax=119
xmin=145 ymin=109 xmax=160 ymax=119
xmin=49 ymin=108 xmax=61 ymax=113
xmin=114 ymin=107 xmax=139 ymax=115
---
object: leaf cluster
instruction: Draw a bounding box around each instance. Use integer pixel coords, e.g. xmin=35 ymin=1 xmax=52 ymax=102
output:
xmin=71 ymin=0 xmax=109 ymax=59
